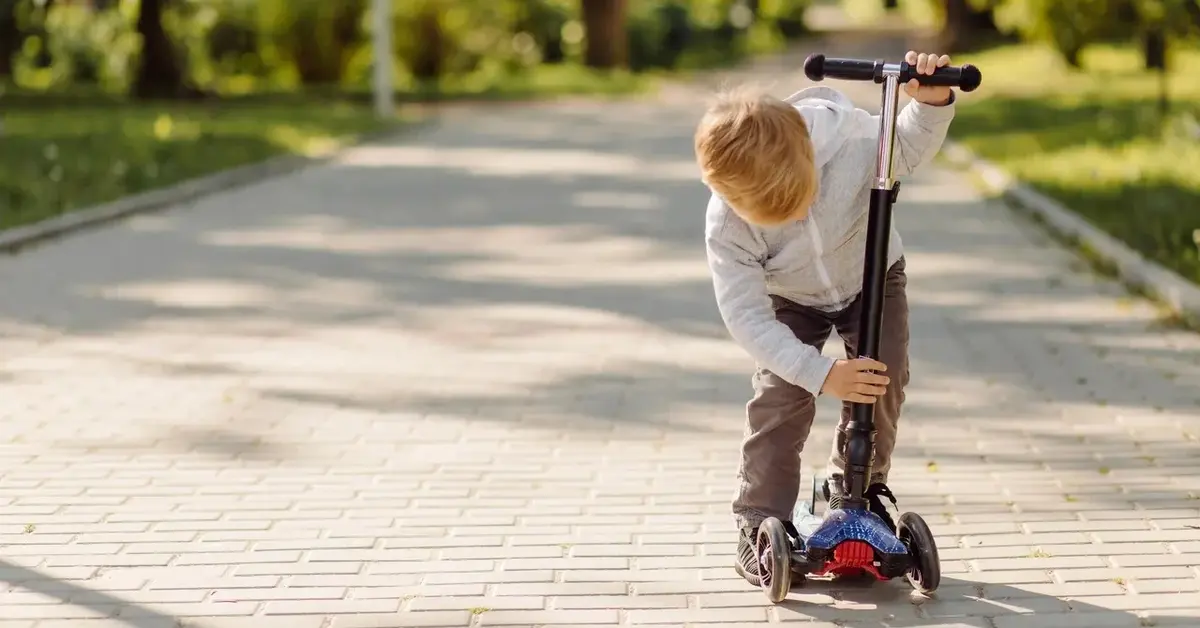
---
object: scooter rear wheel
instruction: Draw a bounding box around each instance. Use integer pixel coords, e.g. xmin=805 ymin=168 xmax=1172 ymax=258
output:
xmin=897 ymin=512 xmax=940 ymax=594
xmin=756 ymin=518 xmax=792 ymax=603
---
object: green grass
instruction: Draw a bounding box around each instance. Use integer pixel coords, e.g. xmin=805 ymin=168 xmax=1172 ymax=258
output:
xmin=403 ymin=63 xmax=657 ymax=102
xmin=951 ymin=42 xmax=1200 ymax=285
xmin=0 ymin=95 xmax=389 ymax=231
xmin=0 ymin=63 xmax=653 ymax=232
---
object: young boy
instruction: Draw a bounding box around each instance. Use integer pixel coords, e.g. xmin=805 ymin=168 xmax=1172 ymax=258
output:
xmin=695 ymin=51 xmax=958 ymax=586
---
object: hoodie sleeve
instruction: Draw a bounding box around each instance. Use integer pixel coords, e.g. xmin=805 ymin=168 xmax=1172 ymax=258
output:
xmin=705 ymin=196 xmax=836 ymax=395
xmin=890 ymin=93 xmax=956 ymax=177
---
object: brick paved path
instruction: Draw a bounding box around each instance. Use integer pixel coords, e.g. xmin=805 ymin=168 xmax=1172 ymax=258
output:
xmin=1 ymin=49 xmax=1200 ymax=628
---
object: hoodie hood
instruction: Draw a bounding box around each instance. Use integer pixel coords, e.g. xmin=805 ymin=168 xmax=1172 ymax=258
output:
xmin=783 ymin=86 xmax=871 ymax=169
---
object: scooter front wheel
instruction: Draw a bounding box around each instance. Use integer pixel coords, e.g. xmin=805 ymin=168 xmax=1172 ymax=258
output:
xmin=756 ymin=517 xmax=792 ymax=603
xmin=897 ymin=511 xmax=940 ymax=594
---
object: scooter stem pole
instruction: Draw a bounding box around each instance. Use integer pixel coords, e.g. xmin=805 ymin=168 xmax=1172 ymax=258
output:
xmin=844 ymin=69 xmax=902 ymax=506
xmin=873 ymin=70 xmax=903 ymax=191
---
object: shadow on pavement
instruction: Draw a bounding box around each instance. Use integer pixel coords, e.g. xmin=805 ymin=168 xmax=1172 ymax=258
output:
xmin=2 ymin=557 xmax=1194 ymax=627
xmin=771 ymin=574 xmax=1194 ymax=627
xmin=0 ymin=76 xmax=1195 ymax=492
xmin=0 ymin=44 xmax=1197 ymax=627
xmin=0 ymin=558 xmax=180 ymax=627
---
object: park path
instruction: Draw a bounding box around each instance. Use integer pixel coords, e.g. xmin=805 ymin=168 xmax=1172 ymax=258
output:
xmin=1 ymin=41 xmax=1200 ymax=628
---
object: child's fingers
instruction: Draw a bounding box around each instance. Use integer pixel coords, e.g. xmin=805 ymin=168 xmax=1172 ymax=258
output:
xmin=937 ymin=54 xmax=951 ymax=67
xmin=846 ymin=393 xmax=878 ymax=404
xmin=856 ymin=372 xmax=890 ymax=386
xmin=851 ymin=358 xmax=887 ymax=372
xmin=904 ymin=50 xmax=918 ymax=65
xmin=855 ymin=383 xmax=888 ymax=397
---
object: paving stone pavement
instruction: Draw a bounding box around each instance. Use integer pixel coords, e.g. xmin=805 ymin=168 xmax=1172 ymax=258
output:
xmin=2 ymin=49 xmax=1200 ymax=628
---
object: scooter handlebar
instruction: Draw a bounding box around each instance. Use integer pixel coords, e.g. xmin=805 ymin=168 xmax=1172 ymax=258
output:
xmin=803 ymin=53 xmax=982 ymax=93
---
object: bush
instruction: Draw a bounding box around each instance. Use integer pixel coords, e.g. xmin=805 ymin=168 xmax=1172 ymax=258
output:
xmin=196 ymin=0 xmax=264 ymax=83
xmin=10 ymin=1 xmax=139 ymax=92
xmin=971 ymin=0 xmax=1200 ymax=67
xmin=3 ymin=0 xmax=818 ymax=98
xmin=626 ymin=0 xmax=812 ymax=71
xmin=259 ymin=0 xmax=368 ymax=86
xmin=628 ymin=0 xmax=693 ymax=71
xmin=513 ymin=0 xmax=577 ymax=64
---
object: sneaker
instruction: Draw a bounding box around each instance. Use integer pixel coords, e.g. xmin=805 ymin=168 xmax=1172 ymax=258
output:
xmin=734 ymin=526 xmax=761 ymax=586
xmin=824 ymin=475 xmax=844 ymax=509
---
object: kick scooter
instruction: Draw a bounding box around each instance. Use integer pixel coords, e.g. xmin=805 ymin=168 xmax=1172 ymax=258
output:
xmin=752 ymin=53 xmax=982 ymax=603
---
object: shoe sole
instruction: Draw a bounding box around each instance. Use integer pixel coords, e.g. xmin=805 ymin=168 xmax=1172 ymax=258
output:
xmin=734 ymin=559 xmax=761 ymax=587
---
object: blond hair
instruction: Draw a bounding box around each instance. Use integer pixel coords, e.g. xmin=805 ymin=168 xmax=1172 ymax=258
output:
xmin=694 ymin=84 xmax=818 ymax=226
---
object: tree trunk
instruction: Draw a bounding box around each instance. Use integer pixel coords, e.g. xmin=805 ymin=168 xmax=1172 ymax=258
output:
xmin=0 ymin=14 xmax=17 ymax=78
xmin=133 ymin=0 xmax=185 ymax=99
xmin=1142 ymin=28 xmax=1169 ymax=116
xmin=411 ymin=3 xmax=443 ymax=81
xmin=291 ymin=2 xmax=364 ymax=85
xmin=1143 ymin=27 xmax=1166 ymax=70
xmin=0 ymin=0 xmax=26 ymax=77
xmin=936 ymin=0 xmax=998 ymax=52
xmin=581 ymin=0 xmax=628 ymax=69
xmin=1062 ymin=45 xmax=1082 ymax=68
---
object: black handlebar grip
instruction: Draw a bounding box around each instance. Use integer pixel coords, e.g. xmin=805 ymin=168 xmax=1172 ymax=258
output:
xmin=803 ymin=53 xmax=983 ymax=93
xmin=910 ymin=63 xmax=982 ymax=92
xmin=803 ymin=54 xmax=876 ymax=83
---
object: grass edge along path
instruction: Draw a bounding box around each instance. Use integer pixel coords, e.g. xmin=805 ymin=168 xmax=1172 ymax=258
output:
xmin=949 ymin=41 xmax=1200 ymax=287
xmin=0 ymin=64 xmax=656 ymax=233
xmin=0 ymin=99 xmax=395 ymax=232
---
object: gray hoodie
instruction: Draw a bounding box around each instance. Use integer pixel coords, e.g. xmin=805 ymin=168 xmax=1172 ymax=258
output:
xmin=703 ymin=85 xmax=955 ymax=395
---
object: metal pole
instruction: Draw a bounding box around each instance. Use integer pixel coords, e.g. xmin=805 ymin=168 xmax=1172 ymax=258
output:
xmin=873 ymin=70 xmax=902 ymax=189
xmin=372 ymin=0 xmax=393 ymax=119
xmin=843 ymin=68 xmax=903 ymax=507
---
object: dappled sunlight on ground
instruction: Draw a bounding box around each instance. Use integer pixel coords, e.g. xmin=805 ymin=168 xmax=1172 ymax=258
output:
xmin=0 ymin=97 xmax=1195 ymax=464
xmin=336 ymin=144 xmax=699 ymax=182
xmin=1 ymin=53 xmax=1199 ymax=624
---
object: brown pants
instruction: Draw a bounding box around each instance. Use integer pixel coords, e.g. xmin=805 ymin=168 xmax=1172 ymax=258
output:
xmin=733 ymin=259 xmax=910 ymax=530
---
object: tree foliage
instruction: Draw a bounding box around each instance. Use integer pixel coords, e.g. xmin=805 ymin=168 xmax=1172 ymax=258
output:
xmin=0 ymin=0 xmax=819 ymax=97
xmin=8 ymin=0 xmax=1193 ymax=99
xmin=969 ymin=0 xmax=1200 ymax=66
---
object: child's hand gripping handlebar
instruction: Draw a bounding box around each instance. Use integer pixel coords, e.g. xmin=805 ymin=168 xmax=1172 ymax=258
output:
xmin=802 ymin=53 xmax=982 ymax=92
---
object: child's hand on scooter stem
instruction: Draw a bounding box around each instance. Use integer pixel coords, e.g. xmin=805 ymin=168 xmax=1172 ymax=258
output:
xmin=821 ymin=358 xmax=890 ymax=403
xmin=904 ymin=50 xmax=954 ymax=106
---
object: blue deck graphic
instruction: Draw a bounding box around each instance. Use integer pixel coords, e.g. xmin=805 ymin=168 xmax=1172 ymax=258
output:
xmin=800 ymin=508 xmax=907 ymax=555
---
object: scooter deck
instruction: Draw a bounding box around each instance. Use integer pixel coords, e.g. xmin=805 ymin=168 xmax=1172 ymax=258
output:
xmin=803 ymin=509 xmax=907 ymax=553
xmin=790 ymin=482 xmax=911 ymax=580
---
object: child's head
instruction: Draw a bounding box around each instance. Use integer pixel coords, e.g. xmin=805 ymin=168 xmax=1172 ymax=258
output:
xmin=694 ymin=84 xmax=817 ymax=226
